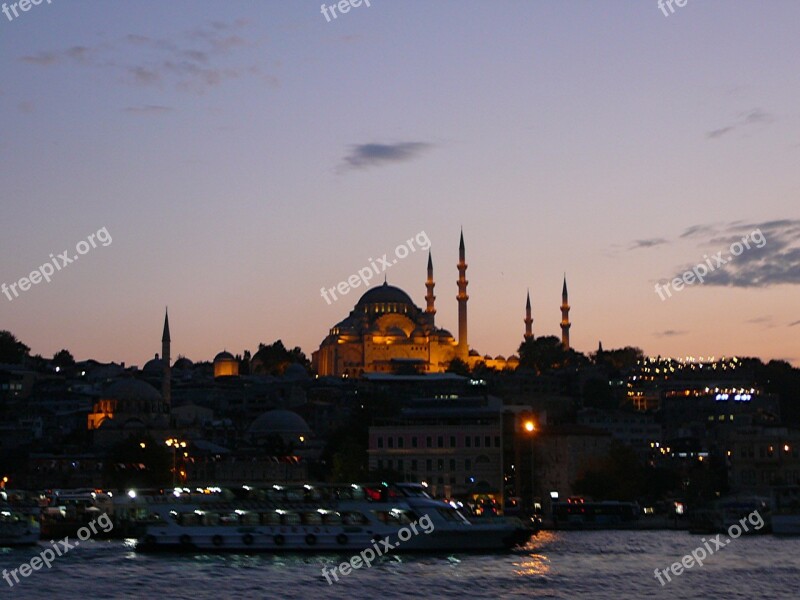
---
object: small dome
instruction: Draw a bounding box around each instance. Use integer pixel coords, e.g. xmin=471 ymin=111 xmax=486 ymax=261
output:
xmin=104 ymin=378 xmax=162 ymax=403
xmin=494 ymin=355 xmax=506 ymax=361
xmin=283 ymin=364 xmax=309 ymax=381
xmin=214 ymin=351 xmax=235 ymax=362
xmin=249 ymin=409 xmax=311 ymax=435
xmin=174 ymin=357 xmax=194 ymax=370
xmin=386 ymin=327 xmax=407 ymax=338
xmin=143 ymin=355 xmax=165 ymax=373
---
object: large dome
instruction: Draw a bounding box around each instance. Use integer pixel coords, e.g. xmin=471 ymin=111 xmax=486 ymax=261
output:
xmin=356 ymin=282 xmax=415 ymax=307
xmin=249 ymin=409 xmax=311 ymax=435
xmin=104 ymin=378 xmax=162 ymax=403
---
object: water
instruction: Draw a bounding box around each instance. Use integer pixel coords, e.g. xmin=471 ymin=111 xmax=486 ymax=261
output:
xmin=2 ymin=531 xmax=799 ymax=599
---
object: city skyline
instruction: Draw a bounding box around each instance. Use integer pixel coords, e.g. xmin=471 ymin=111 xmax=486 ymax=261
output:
xmin=2 ymin=1 xmax=799 ymax=367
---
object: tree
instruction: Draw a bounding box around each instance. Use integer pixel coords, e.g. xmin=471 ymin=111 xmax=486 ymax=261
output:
xmin=0 ymin=331 xmax=30 ymax=364
xmin=446 ymin=357 xmax=470 ymax=376
xmin=582 ymin=378 xmax=616 ymax=409
xmin=517 ymin=336 xmax=588 ymax=373
xmin=52 ymin=349 xmax=75 ymax=370
xmin=592 ymin=346 xmax=644 ymax=371
xmin=251 ymin=340 xmax=311 ymax=376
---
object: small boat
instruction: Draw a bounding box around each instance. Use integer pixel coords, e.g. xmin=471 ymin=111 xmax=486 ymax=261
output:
xmin=772 ymin=485 xmax=800 ymax=536
xmin=135 ymin=482 xmax=531 ymax=553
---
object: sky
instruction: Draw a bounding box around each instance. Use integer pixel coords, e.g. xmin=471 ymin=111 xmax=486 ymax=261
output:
xmin=1 ymin=0 xmax=798 ymax=368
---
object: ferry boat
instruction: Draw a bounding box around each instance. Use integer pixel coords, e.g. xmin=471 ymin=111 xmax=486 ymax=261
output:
xmin=135 ymin=482 xmax=532 ymax=553
xmin=0 ymin=491 xmax=40 ymax=547
xmin=772 ymin=485 xmax=800 ymax=536
xmin=552 ymin=497 xmax=641 ymax=530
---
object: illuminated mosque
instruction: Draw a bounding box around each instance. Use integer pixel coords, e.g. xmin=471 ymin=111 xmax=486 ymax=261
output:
xmin=311 ymin=231 xmax=571 ymax=377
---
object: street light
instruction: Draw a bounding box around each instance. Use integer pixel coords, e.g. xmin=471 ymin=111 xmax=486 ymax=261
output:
xmin=521 ymin=418 xmax=537 ymax=515
xmin=166 ymin=438 xmax=188 ymax=486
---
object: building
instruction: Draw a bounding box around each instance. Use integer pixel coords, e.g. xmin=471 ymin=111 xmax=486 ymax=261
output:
xmin=533 ymin=425 xmax=613 ymax=514
xmin=313 ymin=231 xmax=570 ymax=376
xmin=727 ymin=426 xmax=800 ymax=492
xmin=577 ymin=408 xmax=662 ymax=459
xmin=87 ymin=378 xmax=171 ymax=446
xmin=368 ymin=396 xmax=505 ymax=500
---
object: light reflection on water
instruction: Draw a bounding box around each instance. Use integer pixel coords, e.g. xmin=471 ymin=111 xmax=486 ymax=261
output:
xmin=2 ymin=530 xmax=800 ymax=599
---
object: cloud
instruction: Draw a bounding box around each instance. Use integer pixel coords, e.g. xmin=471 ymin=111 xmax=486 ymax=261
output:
xmin=746 ymin=316 xmax=772 ymax=325
xmin=19 ymin=20 xmax=271 ymax=94
xmin=655 ymin=330 xmax=687 ymax=337
xmin=789 ymin=320 xmax=800 ymax=328
xmin=629 ymin=238 xmax=668 ymax=250
xmin=680 ymin=224 xmax=719 ymax=239
xmin=668 ymin=219 xmax=800 ymax=288
xmin=20 ymin=52 xmax=59 ymax=66
xmin=123 ymin=105 xmax=173 ymax=115
xmin=706 ymin=107 xmax=774 ymax=140
xmin=341 ymin=142 xmax=433 ymax=170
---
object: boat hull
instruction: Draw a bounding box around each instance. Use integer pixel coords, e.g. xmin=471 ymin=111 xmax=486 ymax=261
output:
xmin=137 ymin=521 xmax=529 ymax=553
xmin=772 ymin=515 xmax=800 ymax=536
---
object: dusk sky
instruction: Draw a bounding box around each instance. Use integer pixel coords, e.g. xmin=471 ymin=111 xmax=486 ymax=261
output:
xmin=1 ymin=1 xmax=798 ymax=367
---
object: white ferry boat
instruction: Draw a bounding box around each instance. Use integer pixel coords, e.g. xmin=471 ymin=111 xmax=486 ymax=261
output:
xmin=0 ymin=491 xmax=40 ymax=547
xmin=135 ymin=483 xmax=531 ymax=553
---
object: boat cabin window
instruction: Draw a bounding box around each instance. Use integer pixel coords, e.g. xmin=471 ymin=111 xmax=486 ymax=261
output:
xmin=437 ymin=507 xmax=470 ymax=524
xmin=241 ymin=512 xmax=259 ymax=526
xmin=260 ymin=512 xmax=281 ymax=525
xmin=322 ymin=512 xmax=342 ymax=525
xmin=371 ymin=509 xmax=416 ymax=525
xmin=302 ymin=512 xmax=323 ymax=525
xmin=342 ymin=512 xmax=368 ymax=525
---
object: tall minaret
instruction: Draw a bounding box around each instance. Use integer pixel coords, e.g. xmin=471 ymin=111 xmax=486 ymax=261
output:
xmin=425 ymin=250 xmax=436 ymax=323
xmin=560 ymin=276 xmax=571 ymax=350
xmin=456 ymin=229 xmax=469 ymax=359
xmin=161 ymin=308 xmax=171 ymax=408
xmin=524 ymin=290 xmax=533 ymax=341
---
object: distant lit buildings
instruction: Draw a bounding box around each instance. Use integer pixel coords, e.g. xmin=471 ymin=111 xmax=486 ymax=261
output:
xmin=577 ymin=408 xmax=661 ymax=459
xmin=368 ymin=396 xmax=505 ymax=499
xmin=727 ymin=426 xmax=800 ymax=491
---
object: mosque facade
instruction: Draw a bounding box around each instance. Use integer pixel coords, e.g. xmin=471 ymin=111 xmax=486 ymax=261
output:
xmin=312 ymin=232 xmax=571 ymax=377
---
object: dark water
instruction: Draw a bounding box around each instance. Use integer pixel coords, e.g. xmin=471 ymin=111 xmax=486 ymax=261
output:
xmin=2 ymin=531 xmax=799 ymax=599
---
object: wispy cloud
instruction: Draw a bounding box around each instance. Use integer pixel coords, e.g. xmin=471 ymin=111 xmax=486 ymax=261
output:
xmin=629 ymin=238 xmax=668 ymax=250
xmin=123 ymin=105 xmax=173 ymax=115
xmin=19 ymin=20 xmax=273 ymax=95
xmin=789 ymin=320 xmax=800 ymax=328
xmin=706 ymin=107 xmax=774 ymax=139
xmin=655 ymin=330 xmax=687 ymax=337
xmin=341 ymin=142 xmax=433 ymax=170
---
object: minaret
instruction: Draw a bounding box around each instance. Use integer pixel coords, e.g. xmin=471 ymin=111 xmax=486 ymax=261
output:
xmin=456 ymin=230 xmax=469 ymax=359
xmin=161 ymin=308 xmax=171 ymax=408
xmin=560 ymin=276 xmax=571 ymax=350
xmin=425 ymin=250 xmax=436 ymax=323
xmin=524 ymin=290 xmax=533 ymax=341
